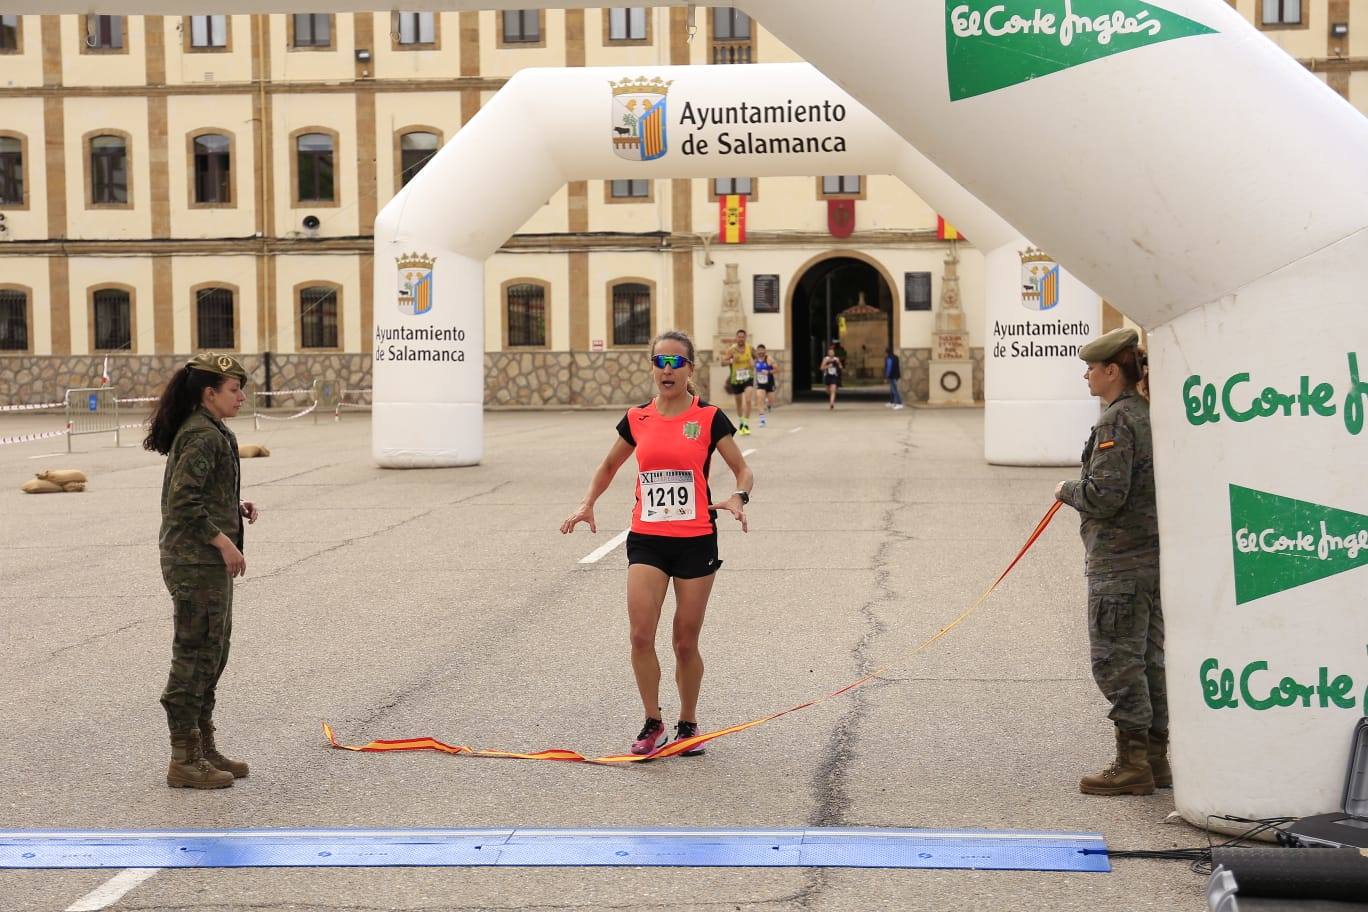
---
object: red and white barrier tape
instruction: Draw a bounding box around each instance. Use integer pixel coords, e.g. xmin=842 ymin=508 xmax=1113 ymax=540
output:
xmin=255 ymin=388 xmax=314 ymax=397
xmin=115 ymin=397 xmax=158 ymax=405
xmin=0 ymin=401 xmax=65 ymax=412
xmin=255 ymin=402 xmax=318 ymax=421
xmin=0 ymin=429 xmax=66 ymax=447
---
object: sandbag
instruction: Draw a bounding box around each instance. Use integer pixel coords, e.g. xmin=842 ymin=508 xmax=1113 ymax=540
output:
xmin=61 ymin=481 xmax=86 ymax=493
xmin=238 ymin=444 xmax=271 ymax=458
xmin=37 ymin=469 xmax=87 ymax=485
xmin=21 ymin=479 xmax=63 ymax=494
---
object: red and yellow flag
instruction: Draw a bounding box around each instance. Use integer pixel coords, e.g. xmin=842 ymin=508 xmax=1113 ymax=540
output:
xmin=936 ymin=215 xmax=962 ymax=241
xmin=720 ymin=194 xmax=746 ymax=244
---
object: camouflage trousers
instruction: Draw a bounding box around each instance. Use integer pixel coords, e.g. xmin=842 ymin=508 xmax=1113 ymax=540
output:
xmin=1087 ymin=572 xmax=1168 ymax=732
xmin=159 ymin=564 xmax=233 ymax=735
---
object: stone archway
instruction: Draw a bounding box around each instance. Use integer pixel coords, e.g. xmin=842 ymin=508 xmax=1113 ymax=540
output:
xmin=786 ymin=251 xmax=899 ymax=398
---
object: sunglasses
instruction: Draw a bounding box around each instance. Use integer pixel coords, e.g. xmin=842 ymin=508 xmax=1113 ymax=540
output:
xmin=650 ymin=354 xmax=692 ymax=370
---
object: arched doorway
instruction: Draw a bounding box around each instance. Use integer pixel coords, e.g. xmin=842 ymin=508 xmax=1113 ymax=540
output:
xmin=789 ymin=255 xmax=896 ymax=398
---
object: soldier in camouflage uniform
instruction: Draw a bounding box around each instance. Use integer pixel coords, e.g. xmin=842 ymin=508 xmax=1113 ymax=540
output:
xmin=1054 ymin=328 xmax=1168 ymax=797
xmin=144 ymin=352 xmax=258 ymax=789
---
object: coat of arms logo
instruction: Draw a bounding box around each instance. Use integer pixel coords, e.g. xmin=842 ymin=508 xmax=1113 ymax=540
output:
xmin=397 ymin=253 xmax=435 ymax=316
xmin=1019 ymin=247 xmax=1060 ymax=312
xmin=683 ymin=421 xmax=701 ymax=441
xmin=610 ymin=76 xmax=672 ymax=162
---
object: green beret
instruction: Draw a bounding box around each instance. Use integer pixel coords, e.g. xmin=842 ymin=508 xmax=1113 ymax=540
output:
xmin=186 ymin=352 xmax=249 ymax=385
xmin=1078 ymin=328 xmax=1139 ymax=363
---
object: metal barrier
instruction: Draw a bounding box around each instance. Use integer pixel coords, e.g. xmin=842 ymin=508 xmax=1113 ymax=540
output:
xmin=334 ymin=386 xmax=372 ymax=421
xmin=64 ymin=386 xmax=121 ymax=452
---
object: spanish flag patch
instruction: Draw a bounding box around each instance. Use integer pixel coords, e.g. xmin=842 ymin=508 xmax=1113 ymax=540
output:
xmin=1098 ymin=440 xmax=1116 ymax=450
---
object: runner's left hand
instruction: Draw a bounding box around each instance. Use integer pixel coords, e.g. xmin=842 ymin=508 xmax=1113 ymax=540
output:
xmin=708 ymin=495 xmax=748 ymax=533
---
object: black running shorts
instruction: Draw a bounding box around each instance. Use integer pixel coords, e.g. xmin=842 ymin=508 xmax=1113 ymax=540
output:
xmin=626 ymin=532 xmax=721 ymax=579
xmin=724 ymin=378 xmax=754 ymax=395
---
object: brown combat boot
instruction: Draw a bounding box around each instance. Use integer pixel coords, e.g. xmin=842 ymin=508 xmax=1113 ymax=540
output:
xmin=1079 ymin=727 xmax=1155 ymax=796
xmin=1148 ymin=729 xmax=1172 ymax=788
xmin=198 ymin=721 xmax=249 ymax=779
xmin=167 ymin=731 xmax=234 ymax=789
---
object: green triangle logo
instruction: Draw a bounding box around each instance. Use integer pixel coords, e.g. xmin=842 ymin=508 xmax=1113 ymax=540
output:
xmin=946 ymin=1 xmax=1218 ymax=101
xmin=1230 ymin=484 xmax=1368 ymax=605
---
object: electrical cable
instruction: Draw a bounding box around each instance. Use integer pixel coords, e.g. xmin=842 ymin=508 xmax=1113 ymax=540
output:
xmin=1097 ymin=815 xmax=1298 ymax=877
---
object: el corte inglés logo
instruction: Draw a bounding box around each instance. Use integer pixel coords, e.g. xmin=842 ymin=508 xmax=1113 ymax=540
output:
xmin=945 ymin=1 xmax=1217 ymax=100
xmin=1229 ymin=484 xmax=1368 ymax=604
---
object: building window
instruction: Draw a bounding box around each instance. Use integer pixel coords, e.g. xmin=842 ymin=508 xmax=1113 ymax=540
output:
xmin=296 ymin=132 xmax=335 ymax=202
xmin=192 ymin=133 xmax=231 ymax=204
xmin=195 ymin=286 xmax=235 ymax=349
xmin=188 ymin=15 xmax=227 ymax=49
xmin=399 ymin=131 xmax=438 ymax=187
xmin=92 ymin=288 xmax=132 ymax=351
xmin=90 ymin=135 xmax=129 ymax=205
xmin=609 ymin=179 xmax=650 ymax=199
xmin=611 ymin=282 xmax=652 ymax=346
xmin=396 ymin=11 xmax=436 ymax=45
xmin=506 ymin=282 xmax=547 ymax=347
xmin=502 ymin=9 xmax=540 ymax=44
xmin=0 ymin=289 xmax=28 ymax=351
xmin=608 ymin=7 xmax=647 ymax=41
xmin=1261 ymin=0 xmax=1302 ymax=25
xmin=0 ymin=136 xmax=22 ymax=205
xmin=292 ymin=13 xmax=331 ymax=48
xmin=711 ymin=7 xmax=752 ymax=64
xmin=714 ymin=177 xmax=753 ymax=197
xmin=298 ymin=285 xmax=339 ymax=349
xmin=0 ymin=15 xmax=20 ymax=52
xmin=822 ymin=175 xmax=862 ymax=196
xmin=85 ymin=15 xmax=124 ymax=50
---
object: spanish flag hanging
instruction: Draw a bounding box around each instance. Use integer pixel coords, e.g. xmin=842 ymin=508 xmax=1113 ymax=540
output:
xmin=936 ymin=216 xmax=962 ymax=241
xmin=720 ymin=194 xmax=746 ymax=244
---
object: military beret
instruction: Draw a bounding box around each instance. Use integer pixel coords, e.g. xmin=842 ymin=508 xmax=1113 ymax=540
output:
xmin=186 ymin=352 xmax=249 ymax=385
xmin=1078 ymin=328 xmax=1140 ymax=363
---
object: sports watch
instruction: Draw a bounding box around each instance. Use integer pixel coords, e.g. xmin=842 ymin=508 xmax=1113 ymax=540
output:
xmin=733 ymin=490 xmax=750 ymax=505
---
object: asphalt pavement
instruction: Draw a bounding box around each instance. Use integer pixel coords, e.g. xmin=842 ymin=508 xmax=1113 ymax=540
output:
xmin=0 ymin=401 xmax=1208 ymax=911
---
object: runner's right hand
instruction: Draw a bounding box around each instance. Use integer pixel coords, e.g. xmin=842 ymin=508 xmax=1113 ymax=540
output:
xmin=560 ymin=505 xmax=596 ymax=534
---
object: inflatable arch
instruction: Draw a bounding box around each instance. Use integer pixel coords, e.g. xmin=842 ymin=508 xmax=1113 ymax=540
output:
xmin=25 ymin=0 xmax=1368 ymax=834
xmin=373 ymin=62 xmax=1099 ymax=468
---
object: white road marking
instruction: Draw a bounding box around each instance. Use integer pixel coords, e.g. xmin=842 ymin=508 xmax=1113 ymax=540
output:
xmin=65 ymin=868 xmax=159 ymax=911
xmin=741 ymin=448 xmax=757 ymax=457
xmin=788 ymin=426 xmax=804 ymax=434
xmin=579 ymin=529 xmax=630 ymax=564
xmin=26 ymin=452 xmax=66 ymax=459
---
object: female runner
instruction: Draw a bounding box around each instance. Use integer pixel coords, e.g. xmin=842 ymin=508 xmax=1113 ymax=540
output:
xmin=561 ymin=330 xmax=753 ymax=755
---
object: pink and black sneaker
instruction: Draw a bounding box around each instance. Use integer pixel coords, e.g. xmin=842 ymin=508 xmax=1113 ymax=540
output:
xmin=630 ymin=718 xmax=667 ymax=755
xmin=672 ymin=720 xmax=706 ymax=756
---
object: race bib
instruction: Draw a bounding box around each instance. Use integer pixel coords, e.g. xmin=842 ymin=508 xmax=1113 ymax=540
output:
xmin=640 ymin=469 xmax=695 ymax=522
xmin=733 ymin=368 xmax=752 ymax=382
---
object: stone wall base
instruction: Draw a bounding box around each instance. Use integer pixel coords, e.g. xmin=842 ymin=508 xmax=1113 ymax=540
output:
xmin=0 ymin=347 xmax=977 ymax=408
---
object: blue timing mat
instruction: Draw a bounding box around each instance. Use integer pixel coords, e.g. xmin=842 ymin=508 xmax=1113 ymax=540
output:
xmin=0 ymin=827 xmax=1109 ymax=872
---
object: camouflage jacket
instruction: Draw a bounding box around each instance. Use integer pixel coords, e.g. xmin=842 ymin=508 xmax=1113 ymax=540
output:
xmin=1058 ymin=390 xmax=1159 ymax=576
xmin=159 ymin=407 xmax=241 ymax=566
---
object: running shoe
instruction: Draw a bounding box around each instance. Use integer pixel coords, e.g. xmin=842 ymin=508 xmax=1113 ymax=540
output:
xmin=673 ymin=721 xmax=706 ymax=756
xmin=630 ymin=718 xmax=666 ymax=755
xmin=758 ymin=414 xmax=766 ymax=427
xmin=739 ymin=424 xmax=751 ymax=436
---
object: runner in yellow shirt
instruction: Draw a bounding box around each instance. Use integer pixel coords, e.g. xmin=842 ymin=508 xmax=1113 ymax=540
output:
xmin=721 ymin=329 xmax=756 ymax=436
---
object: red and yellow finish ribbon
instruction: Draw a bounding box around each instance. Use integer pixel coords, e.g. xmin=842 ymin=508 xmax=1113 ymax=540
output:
xmin=324 ymin=500 xmax=1064 ymax=765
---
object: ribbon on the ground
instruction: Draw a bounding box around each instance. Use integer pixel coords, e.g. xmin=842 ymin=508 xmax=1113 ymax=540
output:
xmin=325 ymin=500 xmax=1064 ymax=765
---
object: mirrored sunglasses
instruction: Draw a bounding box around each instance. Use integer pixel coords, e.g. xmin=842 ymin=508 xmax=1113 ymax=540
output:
xmin=651 ymin=354 xmax=692 ymax=369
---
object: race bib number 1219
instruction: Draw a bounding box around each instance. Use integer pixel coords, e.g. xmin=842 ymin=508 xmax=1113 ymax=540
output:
xmin=640 ymin=469 xmax=695 ymax=522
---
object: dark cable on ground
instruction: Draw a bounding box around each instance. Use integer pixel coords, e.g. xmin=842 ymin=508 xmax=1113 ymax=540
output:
xmin=1087 ymin=815 xmax=1297 ymax=876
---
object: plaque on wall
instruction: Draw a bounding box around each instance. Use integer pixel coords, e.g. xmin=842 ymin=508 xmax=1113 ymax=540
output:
xmin=753 ymin=274 xmax=780 ymax=313
xmin=905 ymin=271 xmax=932 ymax=311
